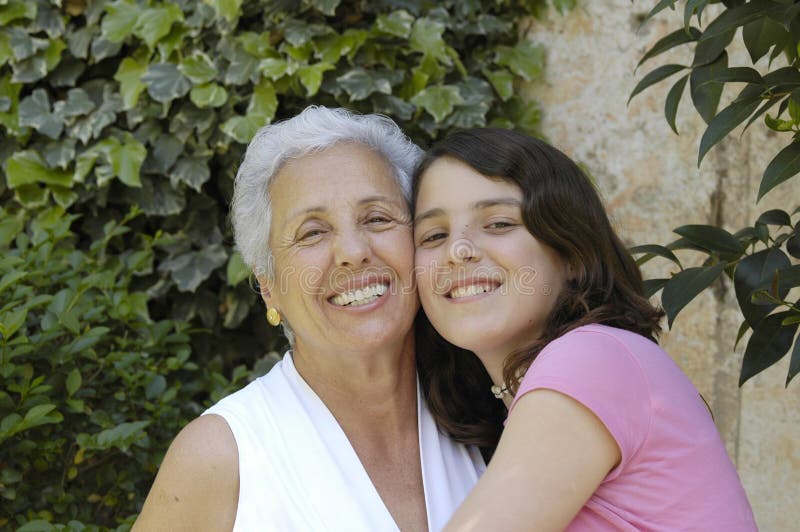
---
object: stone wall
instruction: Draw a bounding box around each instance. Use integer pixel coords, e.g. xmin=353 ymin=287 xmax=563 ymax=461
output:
xmin=522 ymin=2 xmax=800 ymax=530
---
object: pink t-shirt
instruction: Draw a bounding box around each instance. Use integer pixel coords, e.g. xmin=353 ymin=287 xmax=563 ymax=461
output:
xmin=509 ymin=324 xmax=757 ymax=531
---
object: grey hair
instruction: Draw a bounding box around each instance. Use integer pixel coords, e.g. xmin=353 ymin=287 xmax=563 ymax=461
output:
xmin=230 ymin=106 xmax=423 ymax=344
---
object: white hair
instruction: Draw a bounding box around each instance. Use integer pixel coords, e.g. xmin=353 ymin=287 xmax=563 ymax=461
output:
xmin=230 ymin=106 xmax=423 ymax=344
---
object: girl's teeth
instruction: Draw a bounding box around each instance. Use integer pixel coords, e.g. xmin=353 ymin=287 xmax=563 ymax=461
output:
xmin=450 ymin=284 xmax=493 ymax=299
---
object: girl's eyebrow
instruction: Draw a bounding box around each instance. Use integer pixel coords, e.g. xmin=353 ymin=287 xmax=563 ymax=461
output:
xmin=414 ymin=197 xmax=520 ymax=224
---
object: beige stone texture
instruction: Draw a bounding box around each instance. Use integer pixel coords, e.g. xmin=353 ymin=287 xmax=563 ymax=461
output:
xmin=521 ymin=2 xmax=800 ymax=530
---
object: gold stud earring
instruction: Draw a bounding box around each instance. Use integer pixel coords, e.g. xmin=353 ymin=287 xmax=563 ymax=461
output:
xmin=266 ymin=307 xmax=281 ymax=327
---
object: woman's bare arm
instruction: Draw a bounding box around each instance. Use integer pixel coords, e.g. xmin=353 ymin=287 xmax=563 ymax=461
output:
xmin=133 ymin=414 xmax=239 ymax=532
xmin=445 ymin=389 xmax=621 ymax=532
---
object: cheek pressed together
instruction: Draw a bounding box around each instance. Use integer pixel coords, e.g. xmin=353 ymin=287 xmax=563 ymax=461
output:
xmin=413 ymin=156 xmax=570 ymax=363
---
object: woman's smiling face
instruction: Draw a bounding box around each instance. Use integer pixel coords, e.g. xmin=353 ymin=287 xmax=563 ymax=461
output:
xmin=413 ymin=156 xmax=569 ymax=358
xmin=262 ymin=142 xmax=418 ymax=355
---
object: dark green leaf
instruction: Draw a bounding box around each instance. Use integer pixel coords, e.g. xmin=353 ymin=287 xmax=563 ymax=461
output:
xmin=133 ymin=4 xmax=184 ymax=49
xmin=776 ymin=265 xmax=800 ymax=292
xmin=54 ymin=88 xmax=95 ymax=119
xmin=226 ymin=251 xmax=249 ymax=286
xmin=661 ymin=263 xmax=727 ymax=326
xmin=629 ymin=64 xmax=686 ymax=103
xmin=759 ymin=141 xmax=800 ymax=200
xmin=101 ymin=0 xmax=142 ymax=43
xmin=375 ymin=10 xmax=415 ymax=38
xmin=411 ymin=85 xmax=464 ymax=122
xmin=698 ymin=97 xmax=760 ymax=165
xmin=484 ymin=68 xmax=514 ymax=101
xmin=740 ymin=311 xmax=797 ymax=385
xmin=692 ymin=28 xmax=734 ymax=66
xmin=170 ymin=156 xmax=210 ymax=192
xmin=494 ymin=41 xmax=544 ymax=82
xmin=787 ymin=333 xmax=800 ymax=386
xmin=18 ymin=88 xmax=62 ymax=139
xmin=700 ymin=1 xmax=782 ymax=44
xmin=6 ymin=150 xmax=72 ymax=189
xmin=690 ymin=51 xmax=728 ymax=123
xmin=642 ymin=0 xmax=679 ymax=23
xmin=637 ymin=27 xmax=701 ymax=69
xmin=159 ymin=244 xmax=227 ymax=292
xmin=757 ymin=209 xmax=791 ymax=226
xmin=179 ymin=51 xmax=218 ymax=85
xmin=743 ymin=16 xmax=789 ymax=63
xmin=145 ymin=374 xmax=167 ymax=400
xmin=787 ymin=234 xmax=800 ymax=259
xmin=734 ymin=248 xmax=791 ymax=326
xmin=673 ymin=224 xmax=744 ymax=256
xmin=66 ymin=368 xmax=81 ymax=396
xmin=141 ymin=63 xmax=191 ymax=104
xmin=735 ymin=319 xmax=750 ymax=350
xmin=629 ymin=244 xmax=682 ymax=267
xmin=665 ymin=74 xmax=689 ymax=134
xmin=127 ymin=175 xmax=186 ymax=215
xmin=410 ymin=18 xmax=450 ymax=65
xmin=643 ymin=278 xmax=669 ymax=298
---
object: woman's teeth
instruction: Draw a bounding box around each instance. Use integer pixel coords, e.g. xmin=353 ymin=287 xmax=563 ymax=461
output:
xmin=449 ymin=284 xmax=495 ymax=299
xmin=331 ymin=284 xmax=388 ymax=307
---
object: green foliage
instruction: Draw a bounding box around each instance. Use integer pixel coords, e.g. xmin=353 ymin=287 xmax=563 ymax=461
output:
xmin=631 ymin=1 xmax=800 ymax=387
xmin=0 ymin=0 xmax=572 ymax=528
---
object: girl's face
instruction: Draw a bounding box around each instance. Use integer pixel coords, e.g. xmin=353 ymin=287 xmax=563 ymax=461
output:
xmin=413 ymin=156 xmax=569 ymax=359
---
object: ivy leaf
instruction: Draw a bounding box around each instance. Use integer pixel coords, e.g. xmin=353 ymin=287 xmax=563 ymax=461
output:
xmin=141 ymin=63 xmax=191 ymax=104
xmin=114 ymin=57 xmax=148 ymax=110
xmin=127 ymin=175 xmax=185 ymax=215
xmin=297 ymin=62 xmax=334 ymax=97
xmin=133 ymin=4 xmax=184 ymax=50
xmin=221 ymin=115 xmax=262 ymax=144
xmin=337 ymin=68 xmax=392 ymax=101
xmin=661 ymin=263 xmax=727 ymax=327
xmin=179 ymin=51 xmax=218 ymax=85
xmin=159 ymin=244 xmax=228 ymax=292
xmin=376 ymin=10 xmax=415 ymax=38
xmin=484 ymin=68 xmax=514 ymax=101
xmin=248 ymin=80 xmax=277 ymax=122
xmin=494 ymin=41 xmax=544 ymax=82
xmin=759 ymin=141 xmax=800 ymax=200
xmin=411 ymin=85 xmax=464 ymax=122
xmin=308 ymin=0 xmax=340 ymax=16
xmin=258 ymin=57 xmax=289 ymax=80
xmin=102 ymin=0 xmax=142 ymax=43
xmin=226 ymin=251 xmax=249 ymax=286
xmin=6 ymin=150 xmax=72 ymax=189
xmin=189 ymin=83 xmax=227 ymax=108
xmin=170 ymin=156 xmax=211 ymax=192
xmin=0 ymin=0 xmax=37 ymax=26
xmin=206 ymin=0 xmax=242 ymax=23
xmin=43 ymin=138 xmax=77 ymax=170
xmin=18 ymin=88 xmax=62 ymax=138
xmin=108 ymin=134 xmax=146 ymax=187
xmin=53 ymin=88 xmax=96 ymax=120
xmin=410 ymin=18 xmax=450 ymax=65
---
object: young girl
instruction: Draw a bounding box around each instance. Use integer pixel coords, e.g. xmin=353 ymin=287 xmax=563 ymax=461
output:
xmin=412 ymin=128 xmax=757 ymax=531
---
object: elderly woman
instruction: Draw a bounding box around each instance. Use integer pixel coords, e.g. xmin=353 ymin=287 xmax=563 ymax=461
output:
xmin=134 ymin=107 xmax=485 ymax=531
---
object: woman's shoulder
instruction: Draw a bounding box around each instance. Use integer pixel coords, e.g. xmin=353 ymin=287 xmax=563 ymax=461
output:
xmin=133 ymin=415 xmax=239 ymax=531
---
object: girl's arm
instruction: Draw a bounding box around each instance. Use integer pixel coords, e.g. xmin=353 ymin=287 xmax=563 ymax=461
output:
xmin=445 ymin=389 xmax=620 ymax=532
xmin=133 ymin=414 xmax=239 ymax=532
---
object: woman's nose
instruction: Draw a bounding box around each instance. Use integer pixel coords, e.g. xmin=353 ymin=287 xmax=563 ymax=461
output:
xmin=332 ymin=227 xmax=372 ymax=267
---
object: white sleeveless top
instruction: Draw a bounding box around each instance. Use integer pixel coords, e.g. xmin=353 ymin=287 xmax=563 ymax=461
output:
xmin=203 ymin=353 xmax=485 ymax=531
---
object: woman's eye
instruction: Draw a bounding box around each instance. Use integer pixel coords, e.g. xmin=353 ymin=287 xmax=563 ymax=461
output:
xmin=367 ymin=215 xmax=391 ymax=224
xmin=298 ymin=229 xmax=325 ymax=241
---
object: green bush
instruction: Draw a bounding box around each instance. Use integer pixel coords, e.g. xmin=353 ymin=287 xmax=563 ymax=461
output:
xmin=0 ymin=0 xmax=574 ymax=529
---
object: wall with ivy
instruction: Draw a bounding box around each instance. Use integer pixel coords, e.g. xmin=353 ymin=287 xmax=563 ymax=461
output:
xmin=0 ymin=0 xmax=574 ymax=529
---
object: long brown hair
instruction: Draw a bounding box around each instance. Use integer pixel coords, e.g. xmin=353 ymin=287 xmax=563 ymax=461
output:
xmin=412 ymin=129 xmax=664 ymax=457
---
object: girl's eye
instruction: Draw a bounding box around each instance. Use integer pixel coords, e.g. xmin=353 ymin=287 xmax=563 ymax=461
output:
xmin=420 ymin=232 xmax=447 ymax=244
xmin=487 ymin=221 xmax=514 ymax=230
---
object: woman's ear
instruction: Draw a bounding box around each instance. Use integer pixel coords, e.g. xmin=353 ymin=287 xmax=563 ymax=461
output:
xmin=255 ymin=274 xmax=273 ymax=307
